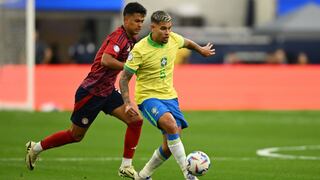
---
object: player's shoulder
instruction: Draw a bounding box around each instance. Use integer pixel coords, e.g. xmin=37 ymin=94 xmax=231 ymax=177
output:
xmin=135 ymin=36 xmax=148 ymax=46
xmin=107 ymin=26 xmax=128 ymax=44
xmin=169 ymin=32 xmax=184 ymax=48
xmin=170 ymin=31 xmax=181 ymax=36
xmin=169 ymin=32 xmax=184 ymax=41
xmin=132 ymin=36 xmax=149 ymax=51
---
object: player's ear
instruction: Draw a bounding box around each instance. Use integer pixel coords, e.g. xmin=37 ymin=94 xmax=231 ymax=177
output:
xmin=123 ymin=15 xmax=130 ymax=24
xmin=150 ymin=23 xmax=156 ymax=32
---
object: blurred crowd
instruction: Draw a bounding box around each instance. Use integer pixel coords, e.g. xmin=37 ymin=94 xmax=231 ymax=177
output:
xmin=36 ymin=30 xmax=96 ymax=65
xmin=223 ymin=49 xmax=309 ymax=65
xmin=34 ymin=0 xmax=318 ymax=66
xmin=37 ymin=38 xmax=310 ymax=65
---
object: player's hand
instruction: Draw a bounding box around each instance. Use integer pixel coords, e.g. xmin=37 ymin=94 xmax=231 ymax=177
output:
xmin=200 ymin=43 xmax=215 ymax=57
xmin=125 ymin=103 xmax=139 ymax=117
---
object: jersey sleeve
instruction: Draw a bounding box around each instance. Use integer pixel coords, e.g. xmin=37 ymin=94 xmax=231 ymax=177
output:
xmin=171 ymin=32 xmax=185 ymax=48
xmin=103 ymin=39 xmax=121 ymax=58
xmin=124 ymin=48 xmax=142 ymax=74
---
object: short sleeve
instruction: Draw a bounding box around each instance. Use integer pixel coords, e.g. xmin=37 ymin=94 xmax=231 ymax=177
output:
xmin=124 ymin=48 xmax=142 ymax=74
xmin=171 ymin=32 xmax=185 ymax=49
xmin=103 ymin=40 xmax=121 ymax=58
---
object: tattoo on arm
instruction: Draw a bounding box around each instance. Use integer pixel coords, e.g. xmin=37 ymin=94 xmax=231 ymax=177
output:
xmin=119 ymin=70 xmax=134 ymax=104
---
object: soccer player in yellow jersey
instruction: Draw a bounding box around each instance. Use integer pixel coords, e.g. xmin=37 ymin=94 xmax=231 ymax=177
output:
xmin=119 ymin=11 xmax=215 ymax=180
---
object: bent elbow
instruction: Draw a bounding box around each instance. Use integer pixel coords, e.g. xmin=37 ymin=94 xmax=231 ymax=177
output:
xmin=101 ymin=59 xmax=108 ymax=67
xmin=101 ymin=54 xmax=110 ymax=67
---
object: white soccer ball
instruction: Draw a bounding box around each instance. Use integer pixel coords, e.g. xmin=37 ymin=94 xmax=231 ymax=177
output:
xmin=186 ymin=151 xmax=211 ymax=176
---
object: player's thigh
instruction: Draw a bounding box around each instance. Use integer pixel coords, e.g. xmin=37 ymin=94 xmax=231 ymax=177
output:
xmin=71 ymin=87 xmax=105 ymax=128
xmin=111 ymin=104 xmax=142 ymax=124
xmin=165 ymin=98 xmax=189 ymax=129
xmin=102 ymin=89 xmax=124 ymax=115
xmin=158 ymin=112 xmax=179 ymax=134
xmin=138 ymin=98 xmax=170 ymax=128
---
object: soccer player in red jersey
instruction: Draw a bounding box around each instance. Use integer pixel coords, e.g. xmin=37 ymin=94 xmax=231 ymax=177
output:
xmin=25 ymin=2 xmax=146 ymax=178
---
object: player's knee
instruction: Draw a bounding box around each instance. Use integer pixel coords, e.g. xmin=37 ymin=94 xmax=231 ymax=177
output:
xmin=162 ymin=120 xmax=178 ymax=134
xmin=127 ymin=118 xmax=143 ymax=127
xmin=72 ymin=134 xmax=84 ymax=142
xmin=70 ymin=123 xmax=88 ymax=142
xmin=159 ymin=113 xmax=178 ymax=134
xmin=69 ymin=130 xmax=85 ymax=142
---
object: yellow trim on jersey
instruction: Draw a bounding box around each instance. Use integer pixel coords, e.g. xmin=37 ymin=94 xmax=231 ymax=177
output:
xmin=125 ymin=32 xmax=185 ymax=104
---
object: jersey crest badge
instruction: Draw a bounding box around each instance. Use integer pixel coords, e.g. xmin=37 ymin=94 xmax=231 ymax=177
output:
xmin=161 ymin=57 xmax=167 ymax=67
xmin=113 ymin=45 xmax=120 ymax=53
xmin=127 ymin=52 xmax=133 ymax=61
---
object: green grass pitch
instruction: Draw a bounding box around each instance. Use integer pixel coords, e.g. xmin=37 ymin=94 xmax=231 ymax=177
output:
xmin=0 ymin=111 xmax=320 ymax=180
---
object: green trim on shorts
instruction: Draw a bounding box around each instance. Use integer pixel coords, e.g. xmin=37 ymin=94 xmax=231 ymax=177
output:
xmin=144 ymin=107 xmax=158 ymax=126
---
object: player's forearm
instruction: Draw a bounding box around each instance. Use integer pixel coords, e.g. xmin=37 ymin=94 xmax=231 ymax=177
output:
xmin=101 ymin=53 xmax=124 ymax=70
xmin=119 ymin=70 xmax=133 ymax=104
xmin=184 ymin=38 xmax=202 ymax=54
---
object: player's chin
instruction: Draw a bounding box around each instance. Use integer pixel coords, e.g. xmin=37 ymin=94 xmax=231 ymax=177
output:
xmin=131 ymin=32 xmax=138 ymax=36
xmin=134 ymin=29 xmax=141 ymax=35
xmin=162 ymin=37 xmax=169 ymax=43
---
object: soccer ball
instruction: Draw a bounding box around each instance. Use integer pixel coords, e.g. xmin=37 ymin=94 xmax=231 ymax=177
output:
xmin=186 ymin=151 xmax=211 ymax=176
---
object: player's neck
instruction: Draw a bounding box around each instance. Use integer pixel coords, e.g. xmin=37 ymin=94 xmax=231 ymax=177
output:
xmin=150 ymin=33 xmax=162 ymax=45
xmin=122 ymin=25 xmax=134 ymax=39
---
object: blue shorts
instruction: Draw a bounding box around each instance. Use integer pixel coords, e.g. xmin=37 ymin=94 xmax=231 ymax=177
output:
xmin=138 ymin=98 xmax=188 ymax=131
xmin=70 ymin=87 xmax=124 ymax=128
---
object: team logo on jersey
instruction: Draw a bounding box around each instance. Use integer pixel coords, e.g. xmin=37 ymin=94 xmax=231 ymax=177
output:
xmin=113 ymin=45 xmax=120 ymax=53
xmin=160 ymin=57 xmax=168 ymax=79
xmin=127 ymin=52 xmax=133 ymax=61
xmin=151 ymin=107 xmax=159 ymax=116
xmin=81 ymin=117 xmax=89 ymax=125
xmin=161 ymin=57 xmax=167 ymax=67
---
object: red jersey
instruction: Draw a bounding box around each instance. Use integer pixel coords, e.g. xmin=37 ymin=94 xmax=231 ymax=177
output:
xmin=80 ymin=26 xmax=136 ymax=97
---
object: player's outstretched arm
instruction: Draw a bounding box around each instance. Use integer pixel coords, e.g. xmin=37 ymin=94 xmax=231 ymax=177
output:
xmin=101 ymin=53 xmax=125 ymax=70
xmin=119 ymin=69 xmax=139 ymax=117
xmin=183 ymin=38 xmax=215 ymax=57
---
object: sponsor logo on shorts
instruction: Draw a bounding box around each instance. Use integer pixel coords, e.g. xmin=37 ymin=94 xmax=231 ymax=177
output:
xmin=82 ymin=117 xmax=89 ymax=125
xmin=151 ymin=107 xmax=159 ymax=116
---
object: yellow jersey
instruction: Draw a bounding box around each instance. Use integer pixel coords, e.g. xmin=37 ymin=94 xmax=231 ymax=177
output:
xmin=124 ymin=32 xmax=185 ymax=104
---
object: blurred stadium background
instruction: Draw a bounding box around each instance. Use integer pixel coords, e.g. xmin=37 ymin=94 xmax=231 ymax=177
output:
xmin=1 ymin=0 xmax=320 ymax=111
xmin=0 ymin=0 xmax=320 ymax=179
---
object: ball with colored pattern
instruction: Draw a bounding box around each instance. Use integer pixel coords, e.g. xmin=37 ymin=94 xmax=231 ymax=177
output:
xmin=186 ymin=151 xmax=211 ymax=176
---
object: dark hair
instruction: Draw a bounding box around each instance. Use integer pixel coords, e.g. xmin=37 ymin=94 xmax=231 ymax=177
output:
xmin=123 ymin=2 xmax=147 ymax=17
xmin=151 ymin=11 xmax=172 ymax=24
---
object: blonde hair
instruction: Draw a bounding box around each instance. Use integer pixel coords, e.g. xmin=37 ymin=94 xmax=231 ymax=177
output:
xmin=151 ymin=11 xmax=172 ymax=24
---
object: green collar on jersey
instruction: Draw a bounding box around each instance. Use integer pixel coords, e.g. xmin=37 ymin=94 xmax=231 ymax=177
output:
xmin=147 ymin=33 xmax=166 ymax=48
